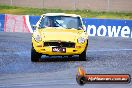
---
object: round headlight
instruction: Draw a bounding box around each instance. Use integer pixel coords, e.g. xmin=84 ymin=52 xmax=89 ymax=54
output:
xmin=33 ymin=31 xmax=42 ymax=42
xmin=78 ymin=37 xmax=85 ymax=44
xmin=34 ymin=35 xmax=41 ymax=42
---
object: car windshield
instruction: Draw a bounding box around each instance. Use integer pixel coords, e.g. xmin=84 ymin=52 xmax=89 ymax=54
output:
xmin=39 ymin=16 xmax=83 ymax=30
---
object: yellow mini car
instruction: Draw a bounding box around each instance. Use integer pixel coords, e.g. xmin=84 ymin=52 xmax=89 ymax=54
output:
xmin=31 ymin=13 xmax=88 ymax=62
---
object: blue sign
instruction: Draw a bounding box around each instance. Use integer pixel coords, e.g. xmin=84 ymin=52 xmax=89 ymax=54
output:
xmin=0 ymin=14 xmax=5 ymax=32
xmin=82 ymin=18 xmax=132 ymax=38
xmin=29 ymin=15 xmax=40 ymax=30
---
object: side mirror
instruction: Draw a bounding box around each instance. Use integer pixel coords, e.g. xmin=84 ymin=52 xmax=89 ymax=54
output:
xmin=82 ymin=25 xmax=86 ymax=32
xmin=32 ymin=25 xmax=37 ymax=29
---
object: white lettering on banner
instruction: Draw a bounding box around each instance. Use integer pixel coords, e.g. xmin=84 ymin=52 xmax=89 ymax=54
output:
xmin=108 ymin=26 xmax=121 ymax=37
xmin=86 ymin=25 xmax=131 ymax=38
xmin=97 ymin=25 xmax=107 ymax=36
xmin=121 ymin=26 xmax=130 ymax=38
xmin=87 ymin=25 xmax=96 ymax=36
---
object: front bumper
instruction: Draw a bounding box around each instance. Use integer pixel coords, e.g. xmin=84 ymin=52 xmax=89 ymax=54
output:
xmin=32 ymin=40 xmax=88 ymax=56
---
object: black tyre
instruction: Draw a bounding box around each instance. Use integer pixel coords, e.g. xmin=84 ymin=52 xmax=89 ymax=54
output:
xmin=31 ymin=46 xmax=42 ymax=62
xmin=79 ymin=49 xmax=86 ymax=61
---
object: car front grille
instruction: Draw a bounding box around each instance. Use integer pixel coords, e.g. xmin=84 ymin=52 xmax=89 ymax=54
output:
xmin=44 ymin=41 xmax=75 ymax=48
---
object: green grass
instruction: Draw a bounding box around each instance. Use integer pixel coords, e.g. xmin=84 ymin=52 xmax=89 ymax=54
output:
xmin=0 ymin=5 xmax=132 ymax=19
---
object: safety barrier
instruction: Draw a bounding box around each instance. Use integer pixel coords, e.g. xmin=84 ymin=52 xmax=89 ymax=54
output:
xmin=0 ymin=14 xmax=132 ymax=38
xmin=0 ymin=14 xmax=5 ymax=32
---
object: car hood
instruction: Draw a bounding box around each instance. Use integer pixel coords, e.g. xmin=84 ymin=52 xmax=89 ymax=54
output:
xmin=39 ymin=27 xmax=84 ymax=42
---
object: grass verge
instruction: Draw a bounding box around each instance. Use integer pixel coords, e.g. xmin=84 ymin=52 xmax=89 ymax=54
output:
xmin=0 ymin=5 xmax=132 ymax=19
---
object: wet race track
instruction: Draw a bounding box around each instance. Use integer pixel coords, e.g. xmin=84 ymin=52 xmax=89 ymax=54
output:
xmin=0 ymin=32 xmax=132 ymax=88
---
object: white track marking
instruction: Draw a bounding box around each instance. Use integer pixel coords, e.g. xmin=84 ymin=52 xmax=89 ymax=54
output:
xmin=88 ymin=49 xmax=132 ymax=52
xmin=25 ymin=15 xmax=33 ymax=33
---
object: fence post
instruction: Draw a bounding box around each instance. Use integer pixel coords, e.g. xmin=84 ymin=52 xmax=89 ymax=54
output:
xmin=73 ymin=0 xmax=77 ymax=10
xmin=10 ymin=0 xmax=13 ymax=6
xmin=107 ymin=0 xmax=110 ymax=11
xmin=42 ymin=0 xmax=44 ymax=8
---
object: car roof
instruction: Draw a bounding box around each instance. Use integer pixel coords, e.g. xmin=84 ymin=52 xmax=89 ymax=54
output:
xmin=42 ymin=13 xmax=81 ymax=17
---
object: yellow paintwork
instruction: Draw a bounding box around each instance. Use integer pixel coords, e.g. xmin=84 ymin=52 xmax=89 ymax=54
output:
xmin=32 ymin=14 xmax=88 ymax=56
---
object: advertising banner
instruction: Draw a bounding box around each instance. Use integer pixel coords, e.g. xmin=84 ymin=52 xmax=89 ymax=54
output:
xmin=0 ymin=14 xmax=132 ymax=38
xmin=4 ymin=14 xmax=30 ymax=32
xmin=0 ymin=14 xmax=5 ymax=32
xmin=82 ymin=18 xmax=132 ymax=38
xmin=29 ymin=15 xmax=40 ymax=31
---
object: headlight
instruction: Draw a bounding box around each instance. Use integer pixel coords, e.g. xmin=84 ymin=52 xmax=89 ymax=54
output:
xmin=33 ymin=32 xmax=42 ymax=42
xmin=77 ymin=37 xmax=86 ymax=44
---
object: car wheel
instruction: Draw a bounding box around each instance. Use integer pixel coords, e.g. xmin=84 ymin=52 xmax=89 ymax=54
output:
xmin=31 ymin=46 xmax=42 ymax=62
xmin=79 ymin=49 xmax=86 ymax=61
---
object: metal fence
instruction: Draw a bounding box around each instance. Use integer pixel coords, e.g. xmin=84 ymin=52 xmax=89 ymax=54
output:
xmin=0 ymin=0 xmax=132 ymax=12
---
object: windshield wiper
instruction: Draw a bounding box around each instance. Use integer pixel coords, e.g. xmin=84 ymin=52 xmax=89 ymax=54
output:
xmin=66 ymin=27 xmax=82 ymax=30
xmin=55 ymin=20 xmax=66 ymax=28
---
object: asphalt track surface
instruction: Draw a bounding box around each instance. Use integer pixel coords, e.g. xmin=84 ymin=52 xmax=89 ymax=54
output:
xmin=0 ymin=32 xmax=132 ymax=88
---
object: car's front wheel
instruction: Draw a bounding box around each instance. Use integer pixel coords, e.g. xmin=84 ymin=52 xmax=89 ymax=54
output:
xmin=31 ymin=46 xmax=42 ymax=62
xmin=79 ymin=49 xmax=86 ymax=61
